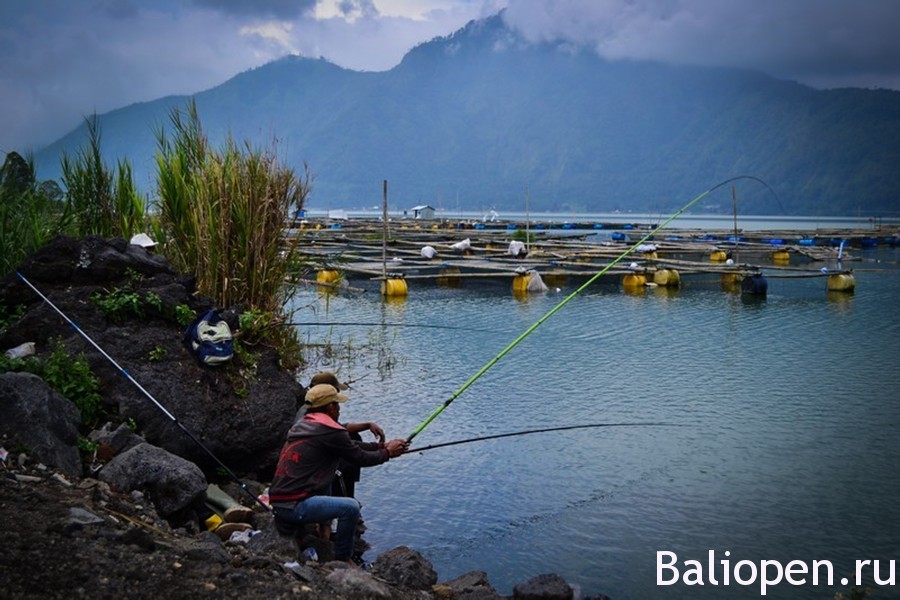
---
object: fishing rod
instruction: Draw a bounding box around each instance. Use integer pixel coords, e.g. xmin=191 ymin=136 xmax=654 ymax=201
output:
xmin=410 ymin=422 xmax=682 ymax=453
xmin=406 ymin=175 xmax=779 ymax=442
xmin=15 ymin=272 xmax=272 ymax=513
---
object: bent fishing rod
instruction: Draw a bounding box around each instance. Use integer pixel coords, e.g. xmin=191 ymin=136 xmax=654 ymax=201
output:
xmin=410 ymin=422 xmax=682 ymax=453
xmin=16 ymin=272 xmax=272 ymax=513
xmin=406 ymin=175 xmax=779 ymax=442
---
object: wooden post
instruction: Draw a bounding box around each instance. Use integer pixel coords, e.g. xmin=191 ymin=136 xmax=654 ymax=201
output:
xmin=382 ymin=180 xmax=388 ymax=280
xmin=525 ymin=183 xmax=531 ymax=254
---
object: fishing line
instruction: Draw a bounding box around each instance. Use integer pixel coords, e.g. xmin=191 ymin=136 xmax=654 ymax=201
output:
xmin=16 ymin=272 xmax=272 ymax=513
xmin=410 ymin=422 xmax=681 ymax=453
xmin=287 ymin=321 xmax=497 ymax=333
xmin=407 ymin=175 xmax=779 ymax=441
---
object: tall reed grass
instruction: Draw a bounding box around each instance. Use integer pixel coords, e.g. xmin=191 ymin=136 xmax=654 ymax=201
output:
xmin=61 ymin=115 xmax=147 ymax=238
xmin=154 ymin=101 xmax=310 ymax=363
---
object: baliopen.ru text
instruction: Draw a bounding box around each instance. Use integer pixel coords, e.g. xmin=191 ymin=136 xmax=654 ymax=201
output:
xmin=657 ymin=550 xmax=896 ymax=596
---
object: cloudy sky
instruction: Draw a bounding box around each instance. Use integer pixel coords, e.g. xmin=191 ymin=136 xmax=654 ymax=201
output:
xmin=2 ymin=0 xmax=899 ymax=153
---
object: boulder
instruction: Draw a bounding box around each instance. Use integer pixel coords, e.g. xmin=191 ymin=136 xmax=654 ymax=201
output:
xmin=441 ymin=571 xmax=502 ymax=600
xmin=98 ymin=442 xmax=206 ymax=516
xmin=0 ymin=235 xmax=302 ymax=476
xmin=371 ymin=546 xmax=437 ymax=590
xmin=325 ymin=567 xmax=393 ymax=599
xmin=513 ymin=573 xmax=574 ymax=600
xmin=0 ymin=372 xmax=81 ymax=477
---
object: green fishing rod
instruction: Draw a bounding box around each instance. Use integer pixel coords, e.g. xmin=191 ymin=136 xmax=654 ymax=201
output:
xmin=406 ymin=175 xmax=778 ymax=442
xmin=410 ymin=422 xmax=681 ymax=453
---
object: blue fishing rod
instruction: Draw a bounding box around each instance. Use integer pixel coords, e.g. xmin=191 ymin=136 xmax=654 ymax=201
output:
xmin=407 ymin=176 xmax=779 ymax=442
xmin=15 ymin=271 xmax=272 ymax=513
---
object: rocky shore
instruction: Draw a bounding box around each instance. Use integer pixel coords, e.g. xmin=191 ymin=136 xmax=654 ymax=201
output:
xmin=0 ymin=236 xmax=608 ymax=599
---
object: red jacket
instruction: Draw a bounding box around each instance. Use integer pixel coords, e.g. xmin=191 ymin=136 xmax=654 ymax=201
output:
xmin=269 ymin=412 xmax=389 ymax=505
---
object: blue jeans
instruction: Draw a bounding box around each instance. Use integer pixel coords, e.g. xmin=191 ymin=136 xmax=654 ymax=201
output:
xmin=281 ymin=495 xmax=361 ymax=560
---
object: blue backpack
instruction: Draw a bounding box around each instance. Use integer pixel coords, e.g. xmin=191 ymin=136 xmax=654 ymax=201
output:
xmin=183 ymin=310 xmax=234 ymax=366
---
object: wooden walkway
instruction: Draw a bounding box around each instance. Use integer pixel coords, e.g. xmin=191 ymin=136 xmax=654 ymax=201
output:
xmin=286 ymin=218 xmax=898 ymax=288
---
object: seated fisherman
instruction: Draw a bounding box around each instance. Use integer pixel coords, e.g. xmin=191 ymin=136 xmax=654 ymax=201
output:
xmin=270 ymin=383 xmax=408 ymax=564
xmin=299 ymin=371 xmax=385 ymax=499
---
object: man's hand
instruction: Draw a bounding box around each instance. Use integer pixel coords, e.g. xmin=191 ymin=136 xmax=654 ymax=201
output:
xmin=385 ymin=439 xmax=409 ymax=458
xmin=368 ymin=422 xmax=386 ymax=444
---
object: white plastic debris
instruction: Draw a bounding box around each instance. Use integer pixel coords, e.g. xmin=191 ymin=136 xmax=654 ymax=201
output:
xmin=526 ymin=270 xmax=549 ymax=293
xmin=508 ymin=240 xmax=526 ymax=257
xmin=421 ymin=245 xmax=437 ymax=259
xmin=450 ymin=238 xmax=472 ymax=252
xmin=635 ymin=244 xmax=657 ymax=252
xmin=4 ymin=342 xmax=35 ymax=359
xmin=129 ymin=233 xmax=157 ymax=248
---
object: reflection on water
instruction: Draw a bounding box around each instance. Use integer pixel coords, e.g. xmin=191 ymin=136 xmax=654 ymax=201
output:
xmin=287 ymin=247 xmax=900 ymax=599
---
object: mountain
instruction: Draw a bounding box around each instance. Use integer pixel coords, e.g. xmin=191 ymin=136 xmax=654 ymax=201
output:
xmin=33 ymin=14 xmax=900 ymax=216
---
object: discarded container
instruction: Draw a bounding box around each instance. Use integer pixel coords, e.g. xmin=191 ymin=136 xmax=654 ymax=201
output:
xmin=4 ymin=342 xmax=35 ymax=359
xmin=301 ymin=547 xmax=319 ymax=562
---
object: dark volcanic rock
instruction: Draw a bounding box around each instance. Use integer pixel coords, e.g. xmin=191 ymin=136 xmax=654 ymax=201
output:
xmin=0 ymin=372 xmax=82 ymax=476
xmin=0 ymin=236 xmax=302 ymax=476
xmin=99 ymin=442 xmax=207 ymax=516
xmin=372 ymin=545 xmax=438 ymax=590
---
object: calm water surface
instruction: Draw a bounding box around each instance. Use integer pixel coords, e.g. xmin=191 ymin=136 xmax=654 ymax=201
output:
xmin=287 ymin=245 xmax=900 ymax=599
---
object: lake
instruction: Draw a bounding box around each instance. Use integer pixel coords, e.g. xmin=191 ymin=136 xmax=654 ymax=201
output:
xmin=286 ymin=237 xmax=899 ymax=599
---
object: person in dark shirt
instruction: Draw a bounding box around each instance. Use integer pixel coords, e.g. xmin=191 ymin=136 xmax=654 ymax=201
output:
xmin=270 ymin=383 xmax=407 ymax=563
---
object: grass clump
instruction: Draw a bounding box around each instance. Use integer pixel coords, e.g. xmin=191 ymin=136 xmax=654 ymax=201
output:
xmin=61 ymin=115 xmax=148 ymax=239
xmin=0 ymin=152 xmax=68 ymax=276
xmin=0 ymin=338 xmax=104 ymax=426
xmin=155 ymin=101 xmax=310 ymax=368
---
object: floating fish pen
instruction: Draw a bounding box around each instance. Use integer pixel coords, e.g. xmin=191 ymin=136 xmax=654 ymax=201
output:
xmin=287 ymin=217 xmax=898 ymax=297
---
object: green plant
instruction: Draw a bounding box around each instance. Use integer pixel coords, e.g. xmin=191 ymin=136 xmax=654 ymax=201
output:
xmin=148 ymin=345 xmax=167 ymax=361
xmin=76 ymin=437 xmax=99 ymax=454
xmin=41 ymin=339 xmax=104 ymax=426
xmin=0 ymin=304 xmax=26 ymax=335
xmin=91 ymin=287 xmax=161 ymax=322
xmin=125 ymin=417 xmax=138 ymax=431
xmin=145 ymin=291 xmax=162 ymax=312
xmin=175 ymin=304 xmax=195 ymax=328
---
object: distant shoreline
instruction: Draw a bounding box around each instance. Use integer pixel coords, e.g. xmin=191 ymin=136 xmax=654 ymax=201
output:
xmin=299 ymin=209 xmax=897 ymax=232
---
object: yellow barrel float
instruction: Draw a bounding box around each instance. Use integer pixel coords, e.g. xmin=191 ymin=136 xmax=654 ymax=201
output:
xmin=653 ymin=268 xmax=680 ymax=287
xmin=721 ymin=272 xmax=743 ymax=287
xmin=316 ymin=270 xmax=340 ymax=285
xmin=381 ymin=277 xmax=408 ymax=297
xmin=772 ymin=250 xmax=790 ymax=263
xmin=622 ymin=273 xmax=647 ymax=289
xmin=643 ymin=251 xmax=658 ymax=260
xmin=827 ymin=273 xmax=855 ymax=292
xmin=710 ymin=250 xmax=728 ymax=262
xmin=512 ymin=273 xmax=531 ymax=295
xmin=437 ymin=268 xmax=461 ymax=288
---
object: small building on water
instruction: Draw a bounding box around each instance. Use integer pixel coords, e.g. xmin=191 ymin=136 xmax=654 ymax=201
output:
xmin=410 ymin=205 xmax=436 ymax=219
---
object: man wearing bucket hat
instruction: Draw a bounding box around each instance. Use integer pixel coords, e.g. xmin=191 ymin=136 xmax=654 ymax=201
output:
xmin=298 ymin=371 xmax=386 ymax=500
xmin=270 ymin=383 xmax=408 ymax=564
